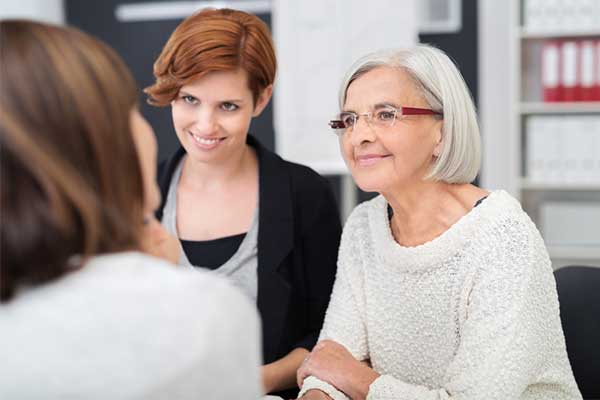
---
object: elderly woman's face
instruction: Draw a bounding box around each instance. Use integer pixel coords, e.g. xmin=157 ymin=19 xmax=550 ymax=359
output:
xmin=340 ymin=66 xmax=443 ymax=193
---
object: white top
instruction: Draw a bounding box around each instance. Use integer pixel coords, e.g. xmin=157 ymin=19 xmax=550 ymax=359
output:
xmin=299 ymin=191 xmax=582 ymax=400
xmin=0 ymin=251 xmax=262 ymax=400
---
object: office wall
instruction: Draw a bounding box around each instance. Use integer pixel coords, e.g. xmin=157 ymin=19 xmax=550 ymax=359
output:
xmin=0 ymin=0 xmax=64 ymax=23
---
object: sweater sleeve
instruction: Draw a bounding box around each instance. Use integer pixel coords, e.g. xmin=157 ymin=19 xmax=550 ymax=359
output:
xmin=366 ymin=220 xmax=581 ymax=400
xmin=298 ymin=209 xmax=370 ymax=400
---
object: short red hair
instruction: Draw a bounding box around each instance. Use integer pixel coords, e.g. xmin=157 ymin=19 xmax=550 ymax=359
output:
xmin=145 ymin=8 xmax=276 ymax=106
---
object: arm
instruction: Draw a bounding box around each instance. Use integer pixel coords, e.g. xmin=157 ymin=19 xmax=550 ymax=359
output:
xmin=297 ymin=208 xmax=371 ymax=400
xmin=262 ymin=347 xmax=308 ymax=394
xmin=263 ymin=180 xmax=342 ymax=394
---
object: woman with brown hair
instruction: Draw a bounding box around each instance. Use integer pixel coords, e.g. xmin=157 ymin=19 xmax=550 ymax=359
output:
xmin=0 ymin=19 xmax=261 ymax=399
xmin=145 ymin=8 xmax=342 ymax=397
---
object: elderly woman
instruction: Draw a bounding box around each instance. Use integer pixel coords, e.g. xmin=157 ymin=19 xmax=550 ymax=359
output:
xmin=296 ymin=45 xmax=582 ymax=400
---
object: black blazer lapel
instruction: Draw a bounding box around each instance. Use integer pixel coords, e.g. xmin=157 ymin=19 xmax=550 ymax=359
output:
xmin=155 ymin=147 xmax=186 ymax=221
xmin=250 ymin=135 xmax=295 ymax=363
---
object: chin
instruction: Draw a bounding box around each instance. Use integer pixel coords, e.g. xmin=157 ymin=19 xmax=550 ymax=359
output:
xmin=351 ymin=173 xmax=385 ymax=194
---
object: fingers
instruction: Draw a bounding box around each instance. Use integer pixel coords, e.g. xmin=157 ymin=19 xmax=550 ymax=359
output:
xmin=140 ymin=216 xmax=181 ymax=264
xmin=297 ymin=354 xmax=311 ymax=388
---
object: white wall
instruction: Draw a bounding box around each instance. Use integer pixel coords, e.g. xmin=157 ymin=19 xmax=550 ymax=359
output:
xmin=478 ymin=0 xmax=515 ymax=194
xmin=0 ymin=0 xmax=64 ymax=24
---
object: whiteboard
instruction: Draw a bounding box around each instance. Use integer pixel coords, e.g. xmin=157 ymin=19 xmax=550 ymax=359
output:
xmin=272 ymin=0 xmax=418 ymax=174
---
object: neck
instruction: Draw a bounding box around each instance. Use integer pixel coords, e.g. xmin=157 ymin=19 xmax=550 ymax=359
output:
xmin=383 ymin=181 xmax=468 ymax=247
xmin=180 ymin=144 xmax=256 ymax=191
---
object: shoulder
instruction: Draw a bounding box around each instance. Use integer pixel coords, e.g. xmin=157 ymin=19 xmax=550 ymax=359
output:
xmin=344 ymin=195 xmax=384 ymax=234
xmin=339 ymin=196 xmax=384 ymax=253
xmin=470 ymin=191 xmax=551 ymax=278
xmin=86 ymin=252 xmax=259 ymax=328
xmin=477 ymin=190 xmax=543 ymax=249
xmin=265 ymin=150 xmax=339 ymax=220
xmin=274 ymin=154 xmax=334 ymax=197
xmin=157 ymin=147 xmax=186 ymax=185
xmin=252 ymin=137 xmax=332 ymax=195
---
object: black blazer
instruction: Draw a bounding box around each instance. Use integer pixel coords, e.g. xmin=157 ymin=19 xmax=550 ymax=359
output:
xmin=156 ymin=135 xmax=341 ymax=369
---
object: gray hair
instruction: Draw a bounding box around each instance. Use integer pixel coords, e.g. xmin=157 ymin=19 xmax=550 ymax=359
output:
xmin=339 ymin=44 xmax=481 ymax=184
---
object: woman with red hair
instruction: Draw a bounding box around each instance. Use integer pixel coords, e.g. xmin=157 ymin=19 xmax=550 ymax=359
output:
xmin=145 ymin=8 xmax=342 ymax=397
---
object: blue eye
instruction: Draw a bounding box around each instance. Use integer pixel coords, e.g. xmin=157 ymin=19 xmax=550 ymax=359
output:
xmin=376 ymin=109 xmax=396 ymax=122
xmin=221 ymin=102 xmax=239 ymax=111
xmin=181 ymin=95 xmax=197 ymax=105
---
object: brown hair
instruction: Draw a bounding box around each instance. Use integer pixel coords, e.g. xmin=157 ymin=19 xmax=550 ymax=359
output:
xmin=144 ymin=8 xmax=276 ymax=106
xmin=0 ymin=20 xmax=145 ymax=302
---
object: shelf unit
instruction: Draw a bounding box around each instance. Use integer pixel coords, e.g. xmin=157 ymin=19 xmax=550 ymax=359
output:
xmin=519 ymin=102 xmax=600 ymax=114
xmin=512 ymin=0 xmax=600 ymax=269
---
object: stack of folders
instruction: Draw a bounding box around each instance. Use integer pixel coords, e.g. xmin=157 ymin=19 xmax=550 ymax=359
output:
xmin=541 ymin=39 xmax=600 ymax=102
xmin=525 ymin=0 xmax=600 ymax=33
xmin=526 ymin=115 xmax=600 ymax=183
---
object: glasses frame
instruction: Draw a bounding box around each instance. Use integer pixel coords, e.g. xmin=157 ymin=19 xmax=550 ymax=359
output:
xmin=329 ymin=106 xmax=442 ymax=132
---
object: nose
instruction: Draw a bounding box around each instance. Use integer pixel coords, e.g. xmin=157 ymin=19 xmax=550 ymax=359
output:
xmin=348 ymin=116 xmax=376 ymax=147
xmin=193 ymin=108 xmax=218 ymax=135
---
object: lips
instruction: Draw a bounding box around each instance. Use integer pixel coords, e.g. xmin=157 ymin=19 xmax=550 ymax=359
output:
xmin=355 ymin=154 xmax=391 ymax=166
xmin=188 ymin=131 xmax=226 ymax=150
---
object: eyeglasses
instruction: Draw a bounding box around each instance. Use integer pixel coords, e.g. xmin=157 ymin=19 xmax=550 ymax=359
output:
xmin=329 ymin=105 xmax=442 ymax=134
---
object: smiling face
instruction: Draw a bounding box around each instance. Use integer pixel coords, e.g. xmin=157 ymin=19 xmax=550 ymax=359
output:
xmin=340 ymin=66 xmax=443 ymax=193
xmin=170 ymin=68 xmax=271 ymax=165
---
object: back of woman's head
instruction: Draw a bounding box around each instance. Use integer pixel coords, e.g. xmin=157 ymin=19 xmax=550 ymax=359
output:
xmin=0 ymin=20 xmax=145 ymax=302
xmin=145 ymin=8 xmax=276 ymax=106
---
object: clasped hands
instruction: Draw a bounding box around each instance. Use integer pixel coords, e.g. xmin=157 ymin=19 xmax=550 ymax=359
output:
xmin=296 ymin=340 xmax=379 ymax=400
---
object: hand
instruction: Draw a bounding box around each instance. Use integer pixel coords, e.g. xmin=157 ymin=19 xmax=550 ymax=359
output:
xmin=141 ymin=215 xmax=181 ymax=265
xmin=298 ymin=389 xmax=333 ymax=399
xmin=297 ymin=340 xmax=379 ymax=400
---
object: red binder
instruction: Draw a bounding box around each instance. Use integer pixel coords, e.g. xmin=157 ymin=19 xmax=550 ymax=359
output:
xmin=560 ymin=40 xmax=579 ymax=102
xmin=595 ymin=40 xmax=600 ymax=101
xmin=542 ymin=40 xmax=561 ymax=102
xmin=579 ymin=40 xmax=595 ymax=101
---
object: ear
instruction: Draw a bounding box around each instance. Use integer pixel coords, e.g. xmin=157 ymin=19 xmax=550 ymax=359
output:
xmin=432 ymin=122 xmax=443 ymax=157
xmin=252 ymin=84 xmax=273 ymax=117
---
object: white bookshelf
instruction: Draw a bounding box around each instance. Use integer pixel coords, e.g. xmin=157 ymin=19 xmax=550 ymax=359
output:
xmin=519 ymin=28 xmax=600 ymax=39
xmin=520 ymin=179 xmax=600 ymax=191
xmin=548 ymin=246 xmax=600 ymax=260
xmin=519 ymin=102 xmax=600 ymax=114
xmin=512 ymin=0 xmax=600 ymax=268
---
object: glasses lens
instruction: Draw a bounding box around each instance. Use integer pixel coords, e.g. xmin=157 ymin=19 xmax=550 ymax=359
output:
xmin=374 ymin=108 xmax=397 ymax=126
xmin=339 ymin=112 xmax=356 ymax=129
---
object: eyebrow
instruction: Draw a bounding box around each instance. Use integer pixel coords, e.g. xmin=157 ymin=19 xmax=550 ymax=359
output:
xmin=342 ymin=101 xmax=400 ymax=113
xmin=178 ymin=91 xmax=245 ymax=103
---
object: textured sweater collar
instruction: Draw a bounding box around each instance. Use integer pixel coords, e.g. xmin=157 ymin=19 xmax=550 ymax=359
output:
xmin=368 ymin=190 xmax=518 ymax=271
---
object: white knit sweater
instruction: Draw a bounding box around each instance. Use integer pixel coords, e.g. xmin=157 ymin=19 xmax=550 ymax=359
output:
xmin=299 ymin=190 xmax=581 ymax=400
xmin=0 ymin=252 xmax=262 ymax=399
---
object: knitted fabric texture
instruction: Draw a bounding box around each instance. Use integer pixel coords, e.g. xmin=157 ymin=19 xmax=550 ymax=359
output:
xmin=299 ymin=190 xmax=581 ymax=400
